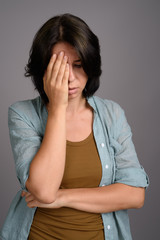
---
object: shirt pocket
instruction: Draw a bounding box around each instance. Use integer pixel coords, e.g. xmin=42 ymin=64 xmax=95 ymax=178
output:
xmin=109 ymin=137 xmax=122 ymax=155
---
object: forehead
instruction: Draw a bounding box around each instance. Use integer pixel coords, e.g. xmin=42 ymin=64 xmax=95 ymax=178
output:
xmin=52 ymin=42 xmax=79 ymax=60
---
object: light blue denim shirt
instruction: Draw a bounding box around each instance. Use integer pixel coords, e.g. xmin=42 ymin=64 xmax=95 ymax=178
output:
xmin=0 ymin=96 xmax=149 ymax=240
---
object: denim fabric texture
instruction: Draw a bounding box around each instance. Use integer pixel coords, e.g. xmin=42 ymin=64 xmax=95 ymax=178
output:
xmin=0 ymin=96 xmax=149 ymax=240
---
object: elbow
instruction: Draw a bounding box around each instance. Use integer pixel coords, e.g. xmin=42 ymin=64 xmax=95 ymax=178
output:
xmin=135 ymin=197 xmax=145 ymax=209
xmin=36 ymin=192 xmax=56 ymax=204
xmin=26 ymin=179 xmax=57 ymax=204
xmin=134 ymin=188 xmax=145 ymax=209
xmin=35 ymin=189 xmax=57 ymax=204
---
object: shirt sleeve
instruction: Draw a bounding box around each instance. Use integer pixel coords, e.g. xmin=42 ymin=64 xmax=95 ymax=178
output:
xmin=8 ymin=106 xmax=42 ymax=191
xmin=110 ymin=103 xmax=149 ymax=188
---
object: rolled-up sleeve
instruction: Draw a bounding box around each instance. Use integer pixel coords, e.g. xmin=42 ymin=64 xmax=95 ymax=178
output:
xmin=8 ymin=106 xmax=42 ymax=190
xmin=111 ymin=103 xmax=149 ymax=188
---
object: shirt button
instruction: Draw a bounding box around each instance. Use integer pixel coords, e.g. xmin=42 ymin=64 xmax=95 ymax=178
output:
xmin=107 ymin=225 xmax=111 ymax=230
xmin=105 ymin=164 xmax=109 ymax=169
xmin=101 ymin=143 xmax=105 ymax=147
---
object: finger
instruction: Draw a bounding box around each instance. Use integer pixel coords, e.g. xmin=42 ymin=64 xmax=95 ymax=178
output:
xmin=62 ymin=63 xmax=70 ymax=87
xmin=27 ymin=199 xmax=38 ymax=208
xmin=50 ymin=51 xmax=64 ymax=83
xmin=27 ymin=199 xmax=46 ymax=208
xmin=25 ymin=193 xmax=35 ymax=203
xmin=44 ymin=54 xmax=57 ymax=85
xmin=21 ymin=191 xmax=29 ymax=197
xmin=21 ymin=191 xmax=25 ymax=197
xmin=55 ymin=55 xmax=68 ymax=86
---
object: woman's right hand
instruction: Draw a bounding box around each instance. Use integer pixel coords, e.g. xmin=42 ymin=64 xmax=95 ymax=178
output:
xmin=43 ymin=51 xmax=69 ymax=111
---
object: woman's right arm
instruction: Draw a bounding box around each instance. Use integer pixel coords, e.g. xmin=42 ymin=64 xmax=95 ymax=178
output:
xmin=26 ymin=52 xmax=69 ymax=204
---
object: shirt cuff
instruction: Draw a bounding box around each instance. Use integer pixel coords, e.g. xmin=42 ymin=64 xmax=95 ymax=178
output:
xmin=114 ymin=167 xmax=149 ymax=189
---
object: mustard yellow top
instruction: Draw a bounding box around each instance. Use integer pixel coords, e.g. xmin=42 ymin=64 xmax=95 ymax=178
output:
xmin=28 ymin=131 xmax=104 ymax=240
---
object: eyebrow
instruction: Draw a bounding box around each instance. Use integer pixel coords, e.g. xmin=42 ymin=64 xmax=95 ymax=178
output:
xmin=74 ymin=59 xmax=81 ymax=63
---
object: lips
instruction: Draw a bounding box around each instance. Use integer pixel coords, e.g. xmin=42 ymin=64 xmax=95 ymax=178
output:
xmin=69 ymin=87 xmax=76 ymax=90
xmin=68 ymin=87 xmax=78 ymax=95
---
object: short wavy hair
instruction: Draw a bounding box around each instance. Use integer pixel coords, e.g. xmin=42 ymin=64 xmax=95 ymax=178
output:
xmin=25 ymin=13 xmax=102 ymax=104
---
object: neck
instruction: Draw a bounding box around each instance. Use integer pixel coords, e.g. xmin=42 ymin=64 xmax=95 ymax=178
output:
xmin=67 ymin=96 xmax=87 ymax=115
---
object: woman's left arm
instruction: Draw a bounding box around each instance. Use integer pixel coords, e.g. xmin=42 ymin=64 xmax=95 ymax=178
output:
xmin=22 ymin=183 xmax=145 ymax=213
xmin=60 ymin=184 xmax=145 ymax=213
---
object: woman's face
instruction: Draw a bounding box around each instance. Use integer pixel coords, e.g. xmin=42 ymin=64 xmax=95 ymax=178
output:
xmin=52 ymin=42 xmax=88 ymax=100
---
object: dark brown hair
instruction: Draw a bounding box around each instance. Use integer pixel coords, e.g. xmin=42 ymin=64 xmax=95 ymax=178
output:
xmin=25 ymin=13 xmax=102 ymax=104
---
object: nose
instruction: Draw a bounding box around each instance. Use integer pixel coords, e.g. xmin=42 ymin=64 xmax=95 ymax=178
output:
xmin=68 ymin=65 xmax=75 ymax=82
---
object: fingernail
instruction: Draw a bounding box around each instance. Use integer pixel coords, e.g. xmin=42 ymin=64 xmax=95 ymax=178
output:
xmin=52 ymin=54 xmax=56 ymax=58
xmin=64 ymin=55 xmax=68 ymax=60
xmin=59 ymin=51 xmax=64 ymax=56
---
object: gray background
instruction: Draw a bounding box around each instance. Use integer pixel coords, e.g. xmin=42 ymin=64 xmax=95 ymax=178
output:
xmin=0 ymin=0 xmax=159 ymax=239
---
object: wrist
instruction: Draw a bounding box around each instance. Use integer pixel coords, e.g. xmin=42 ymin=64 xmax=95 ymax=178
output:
xmin=57 ymin=189 xmax=69 ymax=208
xmin=47 ymin=105 xmax=67 ymax=116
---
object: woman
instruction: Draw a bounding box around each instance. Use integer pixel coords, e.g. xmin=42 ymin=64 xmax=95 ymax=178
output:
xmin=0 ymin=14 xmax=149 ymax=240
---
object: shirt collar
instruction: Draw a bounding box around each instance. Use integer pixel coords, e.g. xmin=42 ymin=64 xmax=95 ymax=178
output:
xmin=86 ymin=96 xmax=98 ymax=113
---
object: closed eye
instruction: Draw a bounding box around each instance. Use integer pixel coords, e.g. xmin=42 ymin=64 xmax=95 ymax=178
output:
xmin=74 ymin=64 xmax=82 ymax=68
xmin=73 ymin=59 xmax=82 ymax=68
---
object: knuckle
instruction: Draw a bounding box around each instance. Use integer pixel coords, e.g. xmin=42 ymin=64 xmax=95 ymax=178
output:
xmin=50 ymin=81 xmax=56 ymax=88
xmin=53 ymin=65 xmax=59 ymax=73
xmin=55 ymin=85 xmax=60 ymax=91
